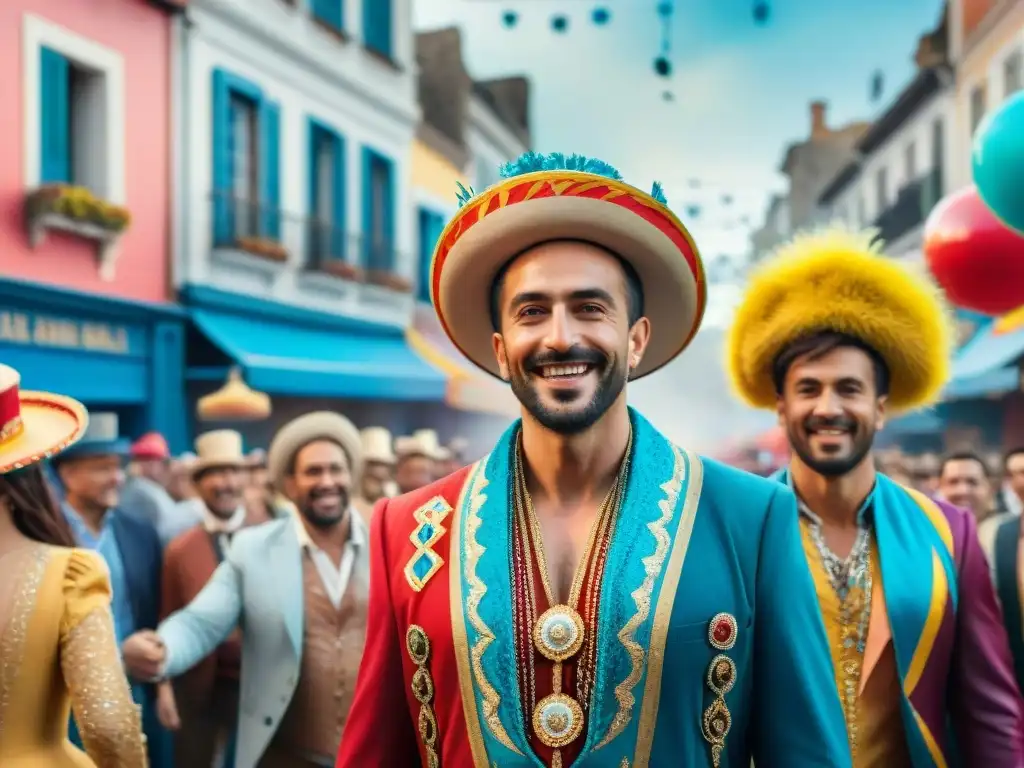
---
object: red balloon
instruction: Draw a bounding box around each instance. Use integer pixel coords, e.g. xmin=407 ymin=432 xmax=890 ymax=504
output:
xmin=924 ymin=186 xmax=1024 ymax=315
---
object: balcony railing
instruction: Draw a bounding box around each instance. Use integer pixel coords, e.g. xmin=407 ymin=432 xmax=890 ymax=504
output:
xmin=872 ymin=168 xmax=942 ymax=245
xmin=209 ymin=192 xmax=413 ymax=294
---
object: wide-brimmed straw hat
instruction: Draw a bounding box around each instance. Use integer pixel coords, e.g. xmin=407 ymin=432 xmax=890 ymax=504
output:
xmin=0 ymin=363 xmax=88 ymax=474
xmin=267 ymin=412 xmax=362 ymax=489
xmin=191 ymin=429 xmax=247 ymax=476
xmin=51 ymin=411 xmax=129 ymax=466
xmin=727 ymin=226 xmax=954 ymax=412
xmin=429 ymin=152 xmax=707 ymax=380
xmin=361 ymin=427 xmax=396 ymax=465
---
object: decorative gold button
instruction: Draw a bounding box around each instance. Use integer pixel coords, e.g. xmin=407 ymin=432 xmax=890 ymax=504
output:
xmin=533 ymin=606 xmax=585 ymax=662
xmin=406 ymin=624 xmax=430 ymax=665
xmin=532 ymin=692 xmax=584 ymax=748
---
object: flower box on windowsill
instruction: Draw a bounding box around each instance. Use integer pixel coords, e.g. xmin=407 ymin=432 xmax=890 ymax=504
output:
xmin=25 ymin=185 xmax=130 ymax=281
xmin=364 ymin=45 xmax=402 ymax=72
xmin=320 ymin=260 xmax=364 ymax=282
xmin=236 ymin=236 xmax=289 ymax=262
xmin=366 ymin=269 xmax=412 ymax=293
xmin=312 ymin=15 xmax=349 ymax=43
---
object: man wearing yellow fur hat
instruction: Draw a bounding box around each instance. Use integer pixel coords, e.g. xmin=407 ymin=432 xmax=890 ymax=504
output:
xmin=728 ymin=226 xmax=1024 ymax=766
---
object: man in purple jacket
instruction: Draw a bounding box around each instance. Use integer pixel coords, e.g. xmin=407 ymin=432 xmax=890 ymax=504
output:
xmin=727 ymin=226 xmax=1024 ymax=766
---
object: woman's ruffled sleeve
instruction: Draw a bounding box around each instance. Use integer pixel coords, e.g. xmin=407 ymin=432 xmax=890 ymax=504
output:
xmin=59 ymin=549 xmax=149 ymax=768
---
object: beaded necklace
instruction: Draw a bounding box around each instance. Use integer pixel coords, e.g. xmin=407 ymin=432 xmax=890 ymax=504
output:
xmin=511 ymin=429 xmax=632 ymax=767
xmin=803 ymin=506 xmax=873 ymax=759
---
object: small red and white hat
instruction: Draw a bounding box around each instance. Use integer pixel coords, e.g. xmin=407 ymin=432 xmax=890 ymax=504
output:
xmin=0 ymin=363 xmax=89 ymax=474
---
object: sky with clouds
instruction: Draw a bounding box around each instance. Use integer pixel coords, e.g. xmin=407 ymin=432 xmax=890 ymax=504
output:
xmin=414 ymin=0 xmax=946 ymax=264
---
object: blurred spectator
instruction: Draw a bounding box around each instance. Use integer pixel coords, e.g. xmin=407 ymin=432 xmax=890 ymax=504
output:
xmin=121 ymin=432 xmax=194 ymax=548
xmin=938 ymin=451 xmax=996 ymax=523
xmin=394 ymin=434 xmax=437 ymax=494
xmin=354 ymin=427 xmax=396 ymax=523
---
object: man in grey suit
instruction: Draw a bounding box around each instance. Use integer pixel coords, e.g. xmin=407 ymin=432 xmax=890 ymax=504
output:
xmin=122 ymin=412 xmax=371 ymax=768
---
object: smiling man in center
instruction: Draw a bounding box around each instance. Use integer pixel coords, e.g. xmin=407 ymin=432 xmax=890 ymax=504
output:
xmin=336 ymin=152 xmax=850 ymax=768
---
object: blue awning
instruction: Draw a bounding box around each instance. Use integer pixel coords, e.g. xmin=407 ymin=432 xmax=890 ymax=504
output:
xmin=882 ymin=409 xmax=944 ymax=437
xmin=190 ymin=308 xmax=447 ymax=401
xmin=943 ymin=366 xmax=1019 ymax=400
xmin=953 ymin=324 xmax=1024 ymax=379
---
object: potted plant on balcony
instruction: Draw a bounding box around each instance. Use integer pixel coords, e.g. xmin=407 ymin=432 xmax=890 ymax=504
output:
xmin=236 ymin=236 xmax=289 ymax=262
xmin=366 ymin=269 xmax=413 ymax=293
xmin=26 ymin=184 xmax=132 ymax=233
xmin=24 ymin=184 xmax=133 ymax=280
xmin=321 ymin=260 xmax=364 ymax=282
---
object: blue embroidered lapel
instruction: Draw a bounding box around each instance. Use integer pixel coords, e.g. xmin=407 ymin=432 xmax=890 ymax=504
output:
xmin=449 ymin=410 xmax=701 ymax=768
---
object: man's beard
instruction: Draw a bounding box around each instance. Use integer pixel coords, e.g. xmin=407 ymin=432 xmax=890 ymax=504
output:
xmin=508 ymin=345 xmax=627 ymax=435
xmin=787 ymin=415 xmax=875 ymax=478
xmin=301 ymin=486 xmax=350 ymax=529
xmin=204 ymin=489 xmax=240 ymax=519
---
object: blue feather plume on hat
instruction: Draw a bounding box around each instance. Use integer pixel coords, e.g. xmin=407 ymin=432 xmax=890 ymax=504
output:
xmin=455 ymin=151 xmax=667 ymax=207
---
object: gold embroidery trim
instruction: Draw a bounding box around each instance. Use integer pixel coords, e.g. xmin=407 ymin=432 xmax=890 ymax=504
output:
xmin=462 ymin=460 xmax=522 ymax=753
xmin=403 ymin=496 xmax=453 ymax=593
xmin=0 ymin=545 xmax=49 ymax=733
xmin=596 ymin=443 xmax=686 ymax=748
xmin=407 ymin=625 xmax=441 ymax=768
xmin=449 ymin=461 xmax=491 ymax=768
xmin=632 ymin=450 xmax=704 ymax=767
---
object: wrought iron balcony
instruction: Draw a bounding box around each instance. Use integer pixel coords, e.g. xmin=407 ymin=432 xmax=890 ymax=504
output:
xmin=872 ymin=168 xmax=942 ymax=245
xmin=208 ymin=192 xmax=414 ymax=295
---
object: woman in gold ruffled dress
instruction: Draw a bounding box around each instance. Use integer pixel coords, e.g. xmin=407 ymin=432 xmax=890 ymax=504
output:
xmin=0 ymin=363 xmax=148 ymax=767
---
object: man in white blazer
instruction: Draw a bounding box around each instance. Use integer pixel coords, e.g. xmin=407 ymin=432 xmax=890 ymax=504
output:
xmin=122 ymin=412 xmax=371 ymax=768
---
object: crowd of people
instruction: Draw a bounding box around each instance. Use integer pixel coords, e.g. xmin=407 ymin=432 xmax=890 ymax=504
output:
xmin=1 ymin=151 xmax=1023 ymax=768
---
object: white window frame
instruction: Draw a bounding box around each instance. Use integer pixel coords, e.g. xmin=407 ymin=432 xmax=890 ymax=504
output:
xmin=985 ymin=29 xmax=1024 ymax=103
xmin=22 ymin=13 xmax=126 ymax=204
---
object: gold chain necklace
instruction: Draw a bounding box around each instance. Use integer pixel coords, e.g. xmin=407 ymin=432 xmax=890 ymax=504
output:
xmin=513 ymin=428 xmax=632 ymax=765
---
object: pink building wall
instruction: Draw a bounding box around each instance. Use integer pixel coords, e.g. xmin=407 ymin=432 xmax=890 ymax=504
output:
xmin=0 ymin=0 xmax=173 ymax=304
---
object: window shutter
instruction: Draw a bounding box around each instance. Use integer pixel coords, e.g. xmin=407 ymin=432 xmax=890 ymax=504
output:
xmin=382 ymin=156 xmax=395 ymax=272
xmin=260 ymin=100 xmax=281 ymax=240
xmin=417 ymin=209 xmax=430 ymax=303
xmin=360 ymin=146 xmax=372 ymax=271
xmin=364 ymin=0 xmax=392 ymax=56
xmin=211 ymin=69 xmax=232 ymax=243
xmin=314 ymin=0 xmax=344 ymax=30
xmin=417 ymin=208 xmax=443 ymax=304
xmin=331 ymin=131 xmax=347 ymax=260
xmin=40 ymin=47 xmax=70 ymax=184
xmin=306 ymin=120 xmax=319 ymax=264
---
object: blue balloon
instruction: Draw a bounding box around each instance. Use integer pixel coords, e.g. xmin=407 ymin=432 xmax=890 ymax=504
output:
xmin=972 ymin=91 xmax=1024 ymax=236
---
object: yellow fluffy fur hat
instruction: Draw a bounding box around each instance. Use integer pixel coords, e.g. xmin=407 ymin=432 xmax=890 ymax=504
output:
xmin=727 ymin=226 xmax=955 ymax=412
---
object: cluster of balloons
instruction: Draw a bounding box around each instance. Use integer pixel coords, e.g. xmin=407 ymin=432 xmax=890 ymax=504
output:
xmin=924 ymin=92 xmax=1024 ymax=316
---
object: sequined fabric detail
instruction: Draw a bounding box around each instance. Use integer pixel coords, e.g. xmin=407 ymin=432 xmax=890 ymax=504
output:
xmin=0 ymin=545 xmax=49 ymax=736
xmin=805 ymin=515 xmax=872 ymax=757
xmin=62 ymin=607 xmax=148 ymax=766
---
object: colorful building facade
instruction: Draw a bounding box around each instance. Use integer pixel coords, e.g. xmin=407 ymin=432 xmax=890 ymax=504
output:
xmin=0 ymin=0 xmax=187 ymax=448
xmin=172 ymin=0 xmax=451 ymax=444
xmin=405 ymin=28 xmax=531 ymax=454
xmin=948 ymin=0 xmax=1024 ymax=190
xmin=940 ymin=0 xmax=1024 ymax=451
